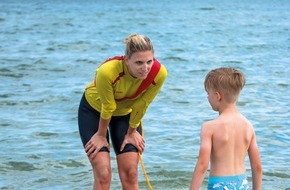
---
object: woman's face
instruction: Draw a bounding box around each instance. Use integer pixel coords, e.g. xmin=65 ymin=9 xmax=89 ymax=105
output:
xmin=125 ymin=50 xmax=154 ymax=80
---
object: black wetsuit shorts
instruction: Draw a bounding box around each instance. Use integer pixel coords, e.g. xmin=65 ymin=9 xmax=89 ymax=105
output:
xmin=78 ymin=94 xmax=142 ymax=155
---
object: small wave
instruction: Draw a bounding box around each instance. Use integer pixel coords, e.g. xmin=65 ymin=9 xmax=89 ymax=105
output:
xmin=221 ymin=60 xmax=243 ymax=64
xmin=34 ymin=132 xmax=59 ymax=138
xmin=0 ymin=73 xmax=26 ymax=78
xmin=34 ymin=178 xmax=49 ymax=183
xmin=278 ymin=83 xmax=289 ymax=87
xmin=172 ymin=101 xmax=190 ymax=104
xmin=171 ymin=48 xmax=185 ymax=53
xmin=0 ymin=123 xmax=11 ymax=127
xmin=263 ymin=171 xmax=290 ymax=179
xmin=6 ymin=161 xmax=37 ymax=171
xmin=188 ymin=69 xmax=208 ymax=74
xmin=76 ymin=58 xmax=98 ymax=64
xmin=163 ymin=56 xmax=188 ymax=62
xmin=59 ymin=159 xmax=86 ymax=168
xmin=198 ymin=7 xmax=215 ymax=11
xmin=170 ymin=88 xmax=184 ymax=92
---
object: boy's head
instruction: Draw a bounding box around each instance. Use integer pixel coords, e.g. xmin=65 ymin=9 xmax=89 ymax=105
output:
xmin=204 ymin=67 xmax=246 ymax=103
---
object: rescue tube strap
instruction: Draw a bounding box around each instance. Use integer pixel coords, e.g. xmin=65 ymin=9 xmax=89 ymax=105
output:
xmin=115 ymin=58 xmax=161 ymax=102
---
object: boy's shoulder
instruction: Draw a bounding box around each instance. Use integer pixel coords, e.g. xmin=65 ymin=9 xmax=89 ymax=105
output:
xmin=202 ymin=117 xmax=222 ymax=128
xmin=201 ymin=118 xmax=222 ymax=134
xmin=202 ymin=113 xmax=253 ymax=132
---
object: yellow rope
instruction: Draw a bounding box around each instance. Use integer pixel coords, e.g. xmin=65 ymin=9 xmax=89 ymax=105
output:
xmin=139 ymin=122 xmax=153 ymax=190
xmin=139 ymin=152 xmax=153 ymax=190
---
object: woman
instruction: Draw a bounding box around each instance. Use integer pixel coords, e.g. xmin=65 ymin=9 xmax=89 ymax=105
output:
xmin=78 ymin=33 xmax=167 ymax=190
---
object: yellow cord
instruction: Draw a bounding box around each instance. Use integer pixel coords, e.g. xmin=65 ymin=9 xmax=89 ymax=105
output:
xmin=139 ymin=122 xmax=153 ymax=190
xmin=139 ymin=152 xmax=153 ymax=190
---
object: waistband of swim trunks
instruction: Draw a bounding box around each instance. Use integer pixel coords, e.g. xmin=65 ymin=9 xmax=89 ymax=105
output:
xmin=208 ymin=173 xmax=247 ymax=183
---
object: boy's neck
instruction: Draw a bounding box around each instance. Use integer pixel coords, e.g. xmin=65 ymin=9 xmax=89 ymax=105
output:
xmin=218 ymin=103 xmax=238 ymax=115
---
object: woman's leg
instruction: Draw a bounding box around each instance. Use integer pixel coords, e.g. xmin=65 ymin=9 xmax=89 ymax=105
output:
xmin=117 ymin=152 xmax=139 ymax=190
xmin=90 ymin=152 xmax=111 ymax=190
xmin=78 ymin=94 xmax=111 ymax=190
xmin=109 ymin=115 xmax=142 ymax=190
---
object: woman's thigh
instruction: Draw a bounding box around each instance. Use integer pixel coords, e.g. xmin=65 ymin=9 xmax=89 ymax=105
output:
xmin=109 ymin=114 xmax=142 ymax=155
xmin=78 ymin=94 xmax=109 ymax=151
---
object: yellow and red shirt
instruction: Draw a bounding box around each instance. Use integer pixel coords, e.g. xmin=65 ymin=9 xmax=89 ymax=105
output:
xmin=84 ymin=56 xmax=167 ymax=128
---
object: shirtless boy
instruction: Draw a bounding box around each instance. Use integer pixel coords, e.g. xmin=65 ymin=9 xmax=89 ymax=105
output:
xmin=190 ymin=67 xmax=262 ymax=190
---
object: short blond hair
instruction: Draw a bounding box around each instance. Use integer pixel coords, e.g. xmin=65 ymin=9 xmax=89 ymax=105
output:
xmin=123 ymin=33 xmax=154 ymax=58
xmin=204 ymin=67 xmax=246 ymax=103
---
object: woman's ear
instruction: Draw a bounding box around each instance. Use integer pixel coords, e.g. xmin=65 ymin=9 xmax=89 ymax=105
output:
xmin=124 ymin=55 xmax=128 ymax=62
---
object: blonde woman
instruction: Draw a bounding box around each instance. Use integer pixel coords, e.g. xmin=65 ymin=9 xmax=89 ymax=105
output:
xmin=78 ymin=33 xmax=167 ymax=190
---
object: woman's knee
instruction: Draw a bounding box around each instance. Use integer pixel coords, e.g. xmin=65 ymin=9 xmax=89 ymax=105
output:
xmin=94 ymin=165 xmax=111 ymax=184
xmin=91 ymin=153 xmax=112 ymax=184
xmin=123 ymin=167 xmax=138 ymax=183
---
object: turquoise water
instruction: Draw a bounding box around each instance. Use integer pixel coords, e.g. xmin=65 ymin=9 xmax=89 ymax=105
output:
xmin=0 ymin=0 xmax=289 ymax=189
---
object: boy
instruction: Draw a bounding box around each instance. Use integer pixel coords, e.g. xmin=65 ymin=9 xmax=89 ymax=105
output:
xmin=190 ymin=67 xmax=262 ymax=190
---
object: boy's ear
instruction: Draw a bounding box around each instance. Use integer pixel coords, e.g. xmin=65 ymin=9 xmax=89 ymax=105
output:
xmin=215 ymin=91 xmax=222 ymax=101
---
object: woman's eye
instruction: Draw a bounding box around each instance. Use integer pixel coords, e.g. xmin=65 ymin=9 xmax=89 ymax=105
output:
xmin=146 ymin=60 xmax=153 ymax=65
xmin=135 ymin=61 xmax=143 ymax=65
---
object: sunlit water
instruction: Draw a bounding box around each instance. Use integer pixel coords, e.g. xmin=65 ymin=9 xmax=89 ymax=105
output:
xmin=0 ymin=0 xmax=289 ymax=189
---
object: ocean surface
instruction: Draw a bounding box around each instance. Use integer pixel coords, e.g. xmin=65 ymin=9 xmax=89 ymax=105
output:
xmin=0 ymin=0 xmax=289 ymax=189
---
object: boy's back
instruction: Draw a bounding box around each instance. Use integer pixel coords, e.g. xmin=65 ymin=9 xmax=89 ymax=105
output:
xmin=206 ymin=111 xmax=254 ymax=176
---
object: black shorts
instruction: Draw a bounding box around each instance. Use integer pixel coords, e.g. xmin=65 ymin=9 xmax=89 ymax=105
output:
xmin=78 ymin=94 xmax=142 ymax=155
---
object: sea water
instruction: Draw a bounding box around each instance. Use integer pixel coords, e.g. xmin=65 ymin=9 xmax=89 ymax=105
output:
xmin=0 ymin=0 xmax=289 ymax=189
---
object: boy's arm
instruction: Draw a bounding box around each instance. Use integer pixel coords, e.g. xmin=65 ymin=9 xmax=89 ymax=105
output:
xmin=190 ymin=123 xmax=212 ymax=190
xmin=248 ymin=130 xmax=263 ymax=190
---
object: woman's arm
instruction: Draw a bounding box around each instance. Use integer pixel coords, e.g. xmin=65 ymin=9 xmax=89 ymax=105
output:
xmin=120 ymin=126 xmax=145 ymax=152
xmin=85 ymin=117 xmax=111 ymax=160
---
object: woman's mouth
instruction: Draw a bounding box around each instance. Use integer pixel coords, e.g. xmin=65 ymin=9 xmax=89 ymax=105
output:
xmin=139 ymin=72 xmax=148 ymax=79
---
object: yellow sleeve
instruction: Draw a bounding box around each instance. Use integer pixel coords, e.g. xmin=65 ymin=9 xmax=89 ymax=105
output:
xmin=95 ymin=65 xmax=117 ymax=120
xmin=129 ymin=64 xmax=167 ymax=128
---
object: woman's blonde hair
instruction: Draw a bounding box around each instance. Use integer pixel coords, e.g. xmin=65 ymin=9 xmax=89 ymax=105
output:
xmin=123 ymin=33 xmax=154 ymax=58
xmin=204 ymin=67 xmax=246 ymax=103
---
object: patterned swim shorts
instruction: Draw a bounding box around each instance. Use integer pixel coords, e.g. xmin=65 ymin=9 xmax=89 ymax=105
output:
xmin=208 ymin=173 xmax=249 ymax=190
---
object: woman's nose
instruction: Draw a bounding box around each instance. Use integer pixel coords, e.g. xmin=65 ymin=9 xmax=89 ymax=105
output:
xmin=144 ymin=64 xmax=150 ymax=71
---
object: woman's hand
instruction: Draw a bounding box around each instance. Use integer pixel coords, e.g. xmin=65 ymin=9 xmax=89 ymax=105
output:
xmin=85 ymin=133 xmax=109 ymax=159
xmin=120 ymin=128 xmax=145 ymax=153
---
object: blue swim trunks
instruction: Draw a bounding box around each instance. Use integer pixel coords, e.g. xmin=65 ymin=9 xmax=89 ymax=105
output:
xmin=208 ymin=173 xmax=249 ymax=190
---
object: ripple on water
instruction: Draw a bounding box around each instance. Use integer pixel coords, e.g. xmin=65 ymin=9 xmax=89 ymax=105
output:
xmin=263 ymin=171 xmax=290 ymax=179
xmin=59 ymin=159 xmax=86 ymax=168
xmin=6 ymin=161 xmax=38 ymax=171
xmin=33 ymin=132 xmax=59 ymax=138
